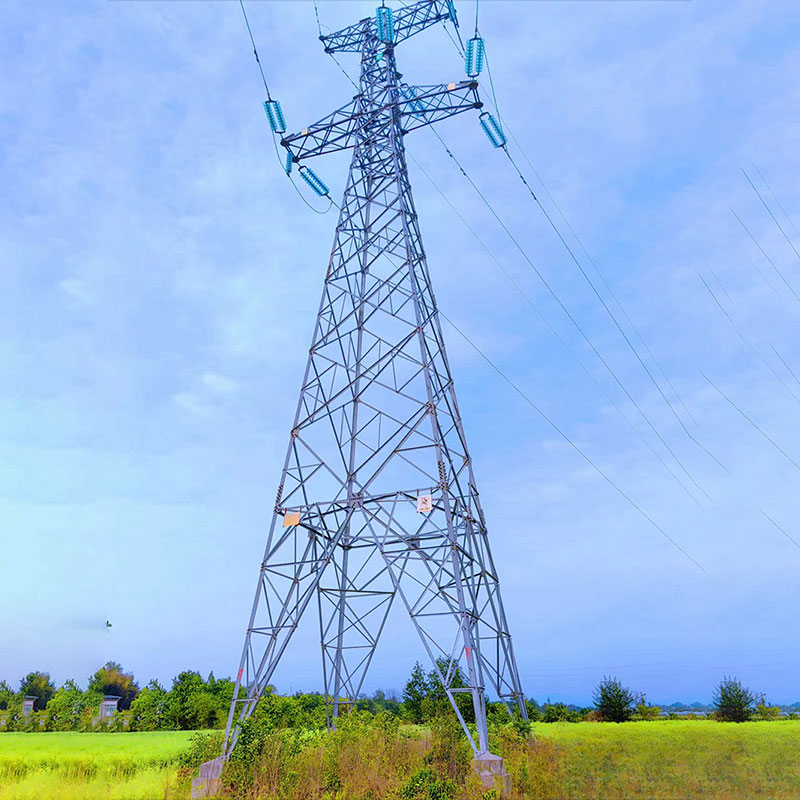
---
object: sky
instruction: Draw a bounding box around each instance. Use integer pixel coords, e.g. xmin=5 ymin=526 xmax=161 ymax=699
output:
xmin=1 ymin=0 xmax=800 ymax=706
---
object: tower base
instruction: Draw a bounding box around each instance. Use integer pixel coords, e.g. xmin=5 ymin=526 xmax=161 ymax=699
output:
xmin=190 ymin=757 xmax=223 ymax=799
xmin=473 ymin=751 xmax=511 ymax=796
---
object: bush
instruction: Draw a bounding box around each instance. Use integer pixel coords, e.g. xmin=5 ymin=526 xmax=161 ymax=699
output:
xmin=635 ymin=697 xmax=661 ymax=721
xmin=755 ymin=698 xmax=781 ymax=721
xmin=178 ymin=731 xmax=225 ymax=770
xmin=429 ymin=712 xmax=471 ymax=780
xmin=400 ymin=767 xmax=455 ymax=800
xmin=593 ymin=677 xmax=635 ymax=722
xmin=713 ymin=677 xmax=756 ymax=722
xmin=541 ymin=703 xmax=582 ymax=723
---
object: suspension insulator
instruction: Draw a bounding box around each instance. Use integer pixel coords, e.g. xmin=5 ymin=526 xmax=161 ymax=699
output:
xmin=263 ymin=100 xmax=286 ymax=134
xmin=479 ymin=113 xmax=506 ymax=148
xmin=400 ymin=86 xmax=425 ymax=117
xmin=285 ymin=148 xmax=293 ymax=175
xmin=299 ymin=166 xmax=329 ymax=197
xmin=446 ymin=0 xmax=458 ymax=26
xmin=375 ymin=6 xmax=394 ymax=43
xmin=465 ymin=37 xmax=484 ymax=77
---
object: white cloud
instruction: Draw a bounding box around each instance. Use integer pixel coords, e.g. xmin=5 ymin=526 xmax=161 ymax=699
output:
xmin=201 ymin=372 xmax=238 ymax=394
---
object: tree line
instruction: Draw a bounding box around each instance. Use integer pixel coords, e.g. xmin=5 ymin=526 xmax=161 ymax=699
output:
xmin=0 ymin=662 xmax=235 ymax=731
xmin=0 ymin=660 xmax=793 ymax=732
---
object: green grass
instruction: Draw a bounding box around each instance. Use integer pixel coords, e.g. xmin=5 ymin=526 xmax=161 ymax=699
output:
xmin=0 ymin=732 xmax=198 ymax=800
xmin=505 ymin=721 xmax=800 ymax=799
xmin=0 ymin=731 xmax=197 ymax=764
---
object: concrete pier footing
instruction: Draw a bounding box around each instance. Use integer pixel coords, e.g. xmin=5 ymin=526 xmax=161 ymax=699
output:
xmin=472 ymin=751 xmax=511 ymax=796
xmin=190 ymin=757 xmax=224 ymax=799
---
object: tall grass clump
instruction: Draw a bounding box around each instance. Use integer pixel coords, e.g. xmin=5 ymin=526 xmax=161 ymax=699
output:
xmin=225 ymin=709 xmax=446 ymax=799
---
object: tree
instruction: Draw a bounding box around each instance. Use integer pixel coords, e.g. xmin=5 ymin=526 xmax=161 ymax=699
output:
xmin=425 ymin=658 xmax=474 ymax=723
xmin=48 ymin=680 xmax=91 ymax=730
xmin=88 ymin=662 xmax=139 ymax=710
xmin=713 ymin=677 xmax=756 ymax=722
xmin=165 ymin=671 xmax=211 ymax=729
xmin=130 ymin=680 xmax=168 ymax=731
xmin=19 ymin=672 xmax=56 ymax=711
xmin=0 ymin=680 xmax=14 ymax=711
xmin=402 ymin=662 xmax=430 ymax=723
xmin=593 ymin=676 xmax=635 ymax=722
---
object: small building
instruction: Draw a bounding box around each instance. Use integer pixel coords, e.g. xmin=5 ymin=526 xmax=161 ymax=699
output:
xmin=22 ymin=696 xmax=37 ymax=716
xmin=99 ymin=696 xmax=120 ymax=718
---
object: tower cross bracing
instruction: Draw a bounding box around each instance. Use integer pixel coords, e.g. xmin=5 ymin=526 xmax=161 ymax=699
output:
xmin=225 ymin=0 xmax=527 ymax=757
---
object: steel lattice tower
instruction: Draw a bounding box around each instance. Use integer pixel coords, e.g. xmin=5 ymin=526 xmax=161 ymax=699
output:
xmin=225 ymin=0 xmax=527 ymax=758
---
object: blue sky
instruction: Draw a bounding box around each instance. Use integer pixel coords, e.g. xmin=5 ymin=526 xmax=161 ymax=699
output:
xmin=2 ymin=0 xmax=800 ymax=705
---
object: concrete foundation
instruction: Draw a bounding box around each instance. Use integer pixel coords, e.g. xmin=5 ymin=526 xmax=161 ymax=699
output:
xmin=190 ymin=757 xmax=224 ymax=799
xmin=472 ymin=751 xmax=511 ymax=796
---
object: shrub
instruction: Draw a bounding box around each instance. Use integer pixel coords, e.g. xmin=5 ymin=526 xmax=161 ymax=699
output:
xmin=178 ymin=731 xmax=225 ymax=769
xmin=713 ymin=677 xmax=755 ymax=722
xmin=593 ymin=677 xmax=635 ymax=722
xmin=755 ymin=696 xmax=780 ymax=721
xmin=429 ymin=712 xmax=471 ymax=780
xmin=541 ymin=703 xmax=582 ymax=723
xmin=635 ymin=697 xmax=661 ymax=721
xmin=400 ymin=767 xmax=455 ymax=800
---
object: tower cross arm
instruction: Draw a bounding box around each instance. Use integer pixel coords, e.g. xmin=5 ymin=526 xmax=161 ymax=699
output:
xmin=280 ymin=98 xmax=360 ymax=163
xmin=282 ymin=81 xmax=482 ymax=164
xmin=321 ymin=0 xmax=455 ymax=53
xmin=398 ymin=80 xmax=482 ymax=133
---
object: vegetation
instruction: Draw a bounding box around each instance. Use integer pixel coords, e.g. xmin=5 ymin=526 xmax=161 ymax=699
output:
xmin=713 ymin=676 xmax=757 ymax=722
xmin=0 ymin=730 xmax=196 ymax=799
xmin=0 ymin=663 xmax=235 ymax=732
xmin=88 ymin=662 xmax=139 ymax=710
xmin=18 ymin=671 xmax=56 ymax=711
xmin=593 ymin=676 xmax=635 ymax=722
xmin=2 ymin=719 xmax=800 ymax=798
xmin=1 ymin=662 xmax=798 ymax=736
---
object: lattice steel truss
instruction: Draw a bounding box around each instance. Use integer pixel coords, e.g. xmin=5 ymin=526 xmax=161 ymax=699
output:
xmin=224 ymin=0 xmax=527 ymax=757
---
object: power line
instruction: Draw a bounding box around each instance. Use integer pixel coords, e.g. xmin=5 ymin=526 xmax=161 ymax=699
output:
xmin=703 ymin=375 xmax=800 ymax=472
xmin=705 ymin=262 xmax=731 ymax=304
xmin=408 ymin=150 xmax=705 ymax=507
xmin=439 ymin=310 xmax=706 ymax=573
xmin=745 ymin=254 xmax=780 ymax=296
xmin=771 ymin=345 xmax=800 ymax=390
xmin=697 ymin=272 xmax=800 ymax=406
xmin=761 ymin=510 xmax=800 ymax=552
xmin=742 ymin=167 xmax=800 ymax=266
xmin=481 ymin=49 xmax=697 ymax=430
xmin=730 ymin=207 xmax=800 ymax=304
xmin=239 ymin=0 xmax=272 ymax=99
xmin=429 ymin=127 xmax=721 ymax=488
xmin=751 ymin=162 xmax=800 ymax=240
xmin=501 ymin=147 xmax=728 ymax=479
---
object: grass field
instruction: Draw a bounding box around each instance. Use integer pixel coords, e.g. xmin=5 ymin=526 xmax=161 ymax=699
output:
xmin=1 ymin=722 xmax=800 ymax=799
xmin=517 ymin=721 xmax=800 ymax=799
xmin=0 ymin=731 xmax=198 ymax=799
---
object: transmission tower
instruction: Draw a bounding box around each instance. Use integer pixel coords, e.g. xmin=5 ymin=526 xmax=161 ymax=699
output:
xmin=226 ymin=0 xmax=526 ymax=762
